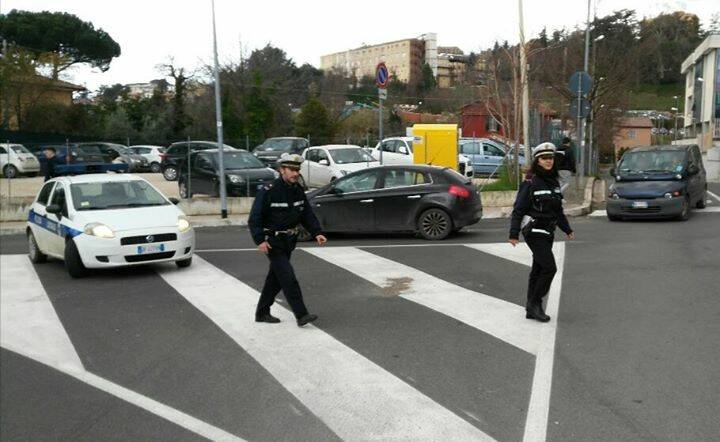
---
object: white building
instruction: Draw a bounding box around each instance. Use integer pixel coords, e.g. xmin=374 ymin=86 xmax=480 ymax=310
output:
xmin=680 ymin=34 xmax=720 ymax=151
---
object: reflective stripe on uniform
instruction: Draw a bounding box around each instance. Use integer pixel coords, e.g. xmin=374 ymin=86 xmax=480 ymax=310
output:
xmin=293 ymin=200 xmax=304 ymax=206
xmin=533 ymin=190 xmax=552 ymax=195
xmin=530 ymin=228 xmax=551 ymax=235
xmin=270 ymin=203 xmax=289 ymax=208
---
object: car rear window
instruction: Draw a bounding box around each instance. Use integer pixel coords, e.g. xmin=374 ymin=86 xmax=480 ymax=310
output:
xmin=438 ymin=169 xmax=471 ymax=184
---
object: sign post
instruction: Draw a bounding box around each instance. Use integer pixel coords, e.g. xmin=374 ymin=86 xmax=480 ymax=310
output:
xmin=375 ymin=62 xmax=389 ymax=164
xmin=569 ymin=71 xmax=592 ymax=178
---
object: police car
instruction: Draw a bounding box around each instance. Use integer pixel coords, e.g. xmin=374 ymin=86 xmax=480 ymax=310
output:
xmin=27 ymin=169 xmax=195 ymax=278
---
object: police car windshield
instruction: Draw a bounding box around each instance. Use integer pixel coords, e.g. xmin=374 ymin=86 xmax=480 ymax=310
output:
xmin=220 ymin=152 xmax=265 ymax=169
xmin=329 ymin=148 xmax=375 ymax=164
xmin=619 ymin=150 xmax=685 ymax=173
xmin=70 ymin=180 xmax=169 ymax=210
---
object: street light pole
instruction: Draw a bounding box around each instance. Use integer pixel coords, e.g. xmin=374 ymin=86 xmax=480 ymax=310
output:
xmin=518 ymin=0 xmax=531 ymax=164
xmin=578 ymin=0 xmax=591 ymax=178
xmin=211 ymin=0 xmax=227 ymax=218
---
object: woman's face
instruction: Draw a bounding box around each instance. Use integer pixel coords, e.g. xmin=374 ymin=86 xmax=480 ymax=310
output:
xmin=537 ymin=155 xmax=554 ymax=171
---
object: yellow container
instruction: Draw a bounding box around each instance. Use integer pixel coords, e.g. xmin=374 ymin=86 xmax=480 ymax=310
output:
xmin=411 ymin=124 xmax=458 ymax=170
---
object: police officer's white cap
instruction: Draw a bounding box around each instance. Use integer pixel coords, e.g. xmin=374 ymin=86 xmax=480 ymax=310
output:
xmin=277 ymin=153 xmax=304 ymax=170
xmin=532 ymin=142 xmax=556 ymax=159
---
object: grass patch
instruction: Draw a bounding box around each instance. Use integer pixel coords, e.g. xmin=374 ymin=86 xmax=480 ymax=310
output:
xmin=479 ymin=165 xmax=519 ymax=191
xmin=628 ymin=82 xmax=684 ymax=110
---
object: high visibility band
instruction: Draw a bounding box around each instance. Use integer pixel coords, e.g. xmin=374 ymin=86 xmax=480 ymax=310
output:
xmin=533 ymin=190 xmax=552 ymax=195
xmin=270 ymin=203 xmax=288 ymax=207
xmin=531 ymin=228 xmax=551 ymax=235
xmin=293 ymin=200 xmax=304 ymax=206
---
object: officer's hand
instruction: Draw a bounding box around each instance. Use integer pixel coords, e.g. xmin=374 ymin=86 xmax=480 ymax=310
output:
xmin=567 ymin=232 xmax=575 ymax=240
xmin=258 ymin=241 xmax=271 ymax=253
xmin=508 ymin=238 xmax=519 ymax=247
xmin=315 ymin=234 xmax=327 ymax=246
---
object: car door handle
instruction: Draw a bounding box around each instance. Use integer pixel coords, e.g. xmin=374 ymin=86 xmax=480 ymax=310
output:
xmin=407 ymin=195 xmax=421 ymax=199
xmin=360 ymin=199 xmax=374 ymax=203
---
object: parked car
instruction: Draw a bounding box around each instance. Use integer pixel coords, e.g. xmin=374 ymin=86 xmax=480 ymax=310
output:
xmin=458 ymin=138 xmax=526 ymax=176
xmin=369 ymin=137 xmax=474 ymax=179
xmin=253 ymin=137 xmax=310 ymax=166
xmin=27 ymin=172 xmax=194 ymax=278
xmin=178 ymin=149 xmax=277 ymax=198
xmin=0 ymin=143 xmax=41 ymax=178
xmin=300 ymin=145 xmax=380 ymax=188
xmin=606 ymin=144 xmax=707 ymax=221
xmin=161 ymin=141 xmax=238 ymax=181
xmin=77 ymin=142 xmax=149 ymax=173
xmin=305 ymin=165 xmax=482 ymax=240
xmin=27 ymin=143 xmax=110 ymax=174
xmin=130 ymin=145 xmax=165 ymax=173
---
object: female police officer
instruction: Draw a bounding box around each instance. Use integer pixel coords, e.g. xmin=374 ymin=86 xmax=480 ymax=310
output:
xmin=249 ymin=153 xmax=327 ymax=327
xmin=508 ymin=142 xmax=574 ymax=322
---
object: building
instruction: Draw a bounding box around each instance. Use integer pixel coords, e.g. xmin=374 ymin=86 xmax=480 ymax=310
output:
xmin=613 ymin=117 xmax=653 ymax=158
xmin=460 ymin=102 xmax=506 ymax=138
xmin=680 ymin=34 xmax=720 ymax=151
xmin=321 ymin=33 xmax=481 ymax=87
xmin=126 ymin=83 xmax=158 ymax=98
xmin=0 ymin=75 xmax=85 ymax=130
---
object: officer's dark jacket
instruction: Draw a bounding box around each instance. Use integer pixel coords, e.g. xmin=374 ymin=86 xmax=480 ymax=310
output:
xmin=249 ymin=177 xmax=322 ymax=246
xmin=44 ymin=156 xmax=62 ymax=182
xmin=509 ymin=173 xmax=572 ymax=239
xmin=555 ymin=146 xmax=576 ymax=173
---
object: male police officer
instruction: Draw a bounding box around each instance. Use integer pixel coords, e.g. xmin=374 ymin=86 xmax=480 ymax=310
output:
xmin=43 ymin=146 xmax=63 ymax=182
xmin=249 ymin=153 xmax=327 ymax=327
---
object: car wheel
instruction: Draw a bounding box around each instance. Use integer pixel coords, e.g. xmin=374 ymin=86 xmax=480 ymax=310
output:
xmin=3 ymin=164 xmax=18 ymax=179
xmin=179 ymin=180 xmax=192 ymax=198
xmin=696 ymin=190 xmax=707 ymax=209
xmin=678 ymin=196 xmax=691 ymax=221
xmin=150 ymin=162 xmax=162 ymax=173
xmin=64 ymin=239 xmax=88 ymax=278
xmin=175 ymin=257 xmax=192 ymax=268
xmin=418 ymin=208 xmax=453 ymax=240
xmin=607 ymin=214 xmax=622 ymax=221
xmin=27 ymin=230 xmax=47 ymax=263
xmin=163 ymin=166 xmax=178 ymax=181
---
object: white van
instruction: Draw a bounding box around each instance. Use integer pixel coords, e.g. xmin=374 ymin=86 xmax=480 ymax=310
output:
xmin=0 ymin=143 xmax=41 ymax=178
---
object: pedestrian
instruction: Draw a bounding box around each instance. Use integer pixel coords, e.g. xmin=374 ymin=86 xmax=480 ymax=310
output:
xmin=508 ymin=142 xmax=574 ymax=322
xmin=248 ymin=153 xmax=327 ymax=327
xmin=43 ymin=146 xmax=62 ymax=182
xmin=556 ymin=137 xmax=576 ymax=189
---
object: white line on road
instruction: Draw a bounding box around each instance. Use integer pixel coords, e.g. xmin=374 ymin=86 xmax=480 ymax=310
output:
xmin=157 ymin=256 xmax=493 ymax=441
xmin=589 ymin=210 xmax=607 ymax=217
xmin=707 ymin=190 xmax=720 ymax=203
xmin=304 ymin=246 xmax=545 ymax=355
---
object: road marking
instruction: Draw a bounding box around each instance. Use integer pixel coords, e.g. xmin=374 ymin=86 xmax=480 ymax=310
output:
xmin=589 ymin=209 xmax=607 ymax=217
xmin=0 ymin=254 xmax=84 ymax=371
xmin=304 ymin=246 xmax=545 ymax=355
xmin=465 ymin=242 xmax=534 ymax=267
xmin=707 ymin=190 xmax=720 ymax=203
xmin=0 ymin=254 xmax=245 ymax=442
xmin=157 ymin=256 xmax=493 ymax=441
xmin=699 ymin=206 xmax=720 ymax=213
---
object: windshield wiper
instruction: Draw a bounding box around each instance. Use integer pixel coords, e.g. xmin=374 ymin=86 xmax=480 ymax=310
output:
xmin=103 ymin=202 xmax=166 ymax=208
xmin=644 ymin=169 xmax=673 ymax=173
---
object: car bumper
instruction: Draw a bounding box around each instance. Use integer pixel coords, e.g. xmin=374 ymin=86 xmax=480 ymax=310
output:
xmin=452 ymin=201 xmax=483 ymax=227
xmin=606 ymin=197 xmax=684 ymax=218
xmin=75 ymin=227 xmax=195 ymax=268
xmin=16 ymin=163 xmax=41 ymax=173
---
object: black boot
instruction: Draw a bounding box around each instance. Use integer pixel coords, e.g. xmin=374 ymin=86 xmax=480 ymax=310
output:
xmin=255 ymin=314 xmax=281 ymax=323
xmin=297 ymin=313 xmax=318 ymax=327
xmin=526 ymin=300 xmax=550 ymax=322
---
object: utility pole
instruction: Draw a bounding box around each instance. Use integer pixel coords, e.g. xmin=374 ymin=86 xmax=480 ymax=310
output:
xmin=578 ymin=0 xmax=591 ymax=177
xmin=519 ymin=0 xmax=531 ymax=163
xmin=210 ymin=0 xmax=227 ymax=218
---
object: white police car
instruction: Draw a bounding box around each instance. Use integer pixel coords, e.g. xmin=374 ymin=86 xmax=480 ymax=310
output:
xmin=27 ymin=173 xmax=195 ymax=277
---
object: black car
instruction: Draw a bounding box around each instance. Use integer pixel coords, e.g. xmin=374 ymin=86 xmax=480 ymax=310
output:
xmin=253 ymin=137 xmax=310 ymax=166
xmin=77 ymin=142 xmax=149 ymax=173
xmin=178 ymin=149 xmax=277 ymax=198
xmin=607 ymin=144 xmax=707 ymax=221
xmin=305 ymin=165 xmax=482 ymax=240
xmin=162 ymin=141 xmax=237 ymax=181
xmin=28 ymin=143 xmax=109 ymax=169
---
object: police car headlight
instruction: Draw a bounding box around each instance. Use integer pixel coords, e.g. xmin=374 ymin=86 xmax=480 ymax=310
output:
xmin=228 ymin=174 xmax=244 ymax=184
xmin=177 ymin=216 xmax=191 ymax=232
xmin=84 ymin=222 xmax=115 ymax=238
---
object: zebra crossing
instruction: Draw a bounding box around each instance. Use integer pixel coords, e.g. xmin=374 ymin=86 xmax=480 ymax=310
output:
xmin=1 ymin=241 xmax=566 ymax=442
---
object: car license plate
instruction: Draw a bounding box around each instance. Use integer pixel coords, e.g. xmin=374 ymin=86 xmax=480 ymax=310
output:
xmin=632 ymin=201 xmax=648 ymax=209
xmin=136 ymin=244 xmax=165 ymax=254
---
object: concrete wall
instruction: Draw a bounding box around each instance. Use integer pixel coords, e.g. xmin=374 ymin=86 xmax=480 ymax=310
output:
xmin=706 ymin=148 xmax=720 ymax=182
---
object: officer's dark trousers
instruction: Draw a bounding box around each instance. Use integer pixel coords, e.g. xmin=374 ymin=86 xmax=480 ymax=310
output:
xmin=256 ymin=248 xmax=309 ymax=319
xmin=523 ymin=231 xmax=557 ymax=310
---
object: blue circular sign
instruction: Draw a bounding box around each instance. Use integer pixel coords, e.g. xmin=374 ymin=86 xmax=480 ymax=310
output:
xmin=376 ymin=62 xmax=389 ymax=88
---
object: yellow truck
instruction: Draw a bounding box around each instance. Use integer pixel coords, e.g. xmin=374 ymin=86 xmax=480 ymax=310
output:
xmin=411 ymin=124 xmax=459 ymax=171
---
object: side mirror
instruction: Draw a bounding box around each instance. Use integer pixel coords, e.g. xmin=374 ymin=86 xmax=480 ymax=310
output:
xmin=46 ymin=204 xmax=62 ymax=218
xmin=398 ymin=146 xmax=409 ymax=155
xmin=168 ymin=197 xmax=180 ymax=205
xmin=319 ymin=159 xmax=329 ymax=166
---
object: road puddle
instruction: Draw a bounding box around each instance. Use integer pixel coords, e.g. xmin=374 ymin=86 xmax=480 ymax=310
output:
xmin=381 ymin=277 xmax=413 ymax=296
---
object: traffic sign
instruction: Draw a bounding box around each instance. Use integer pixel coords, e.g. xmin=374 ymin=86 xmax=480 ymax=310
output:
xmin=570 ymin=97 xmax=591 ymax=118
xmin=375 ymin=62 xmax=389 ymax=88
xmin=569 ymin=71 xmax=592 ymax=96
xmin=378 ymin=88 xmax=387 ymax=100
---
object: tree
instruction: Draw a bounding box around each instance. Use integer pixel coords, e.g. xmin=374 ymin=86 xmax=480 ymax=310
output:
xmin=160 ymin=60 xmax=193 ymax=140
xmin=638 ymin=11 xmax=702 ymax=84
xmin=295 ymin=97 xmax=334 ymax=144
xmin=420 ymin=63 xmax=437 ymax=92
xmin=0 ymin=9 xmax=121 ymax=79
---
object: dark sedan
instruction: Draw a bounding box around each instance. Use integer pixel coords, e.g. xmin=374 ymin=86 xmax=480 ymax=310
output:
xmin=178 ymin=149 xmax=277 ymax=198
xmin=305 ymin=165 xmax=482 ymax=240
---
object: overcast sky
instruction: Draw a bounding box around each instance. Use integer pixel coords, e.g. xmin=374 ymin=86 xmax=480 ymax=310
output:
xmin=3 ymin=0 xmax=718 ymax=91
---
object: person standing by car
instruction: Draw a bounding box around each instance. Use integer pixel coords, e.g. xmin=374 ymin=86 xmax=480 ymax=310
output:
xmin=43 ymin=146 xmax=63 ymax=181
xmin=556 ymin=137 xmax=576 ymax=189
xmin=508 ymin=143 xmax=574 ymax=322
xmin=249 ymin=153 xmax=328 ymax=327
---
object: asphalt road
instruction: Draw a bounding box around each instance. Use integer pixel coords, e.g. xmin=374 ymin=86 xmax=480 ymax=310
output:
xmin=1 ymin=196 xmax=719 ymax=441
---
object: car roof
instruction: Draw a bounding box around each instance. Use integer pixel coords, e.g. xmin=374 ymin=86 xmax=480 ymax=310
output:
xmin=312 ymin=144 xmax=364 ymax=150
xmin=50 ymin=173 xmax=147 ymax=185
xmin=195 ymin=148 xmax=246 ymax=154
xmin=265 ymin=137 xmax=306 ymax=140
xmin=130 ymin=145 xmax=163 ymax=148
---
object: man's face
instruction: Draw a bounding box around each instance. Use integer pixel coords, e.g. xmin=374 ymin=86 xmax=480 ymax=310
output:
xmin=279 ymin=166 xmax=300 ymax=184
xmin=43 ymin=149 xmax=55 ymax=159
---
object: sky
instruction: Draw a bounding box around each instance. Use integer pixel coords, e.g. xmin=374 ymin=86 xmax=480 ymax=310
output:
xmin=2 ymin=0 xmax=718 ymax=92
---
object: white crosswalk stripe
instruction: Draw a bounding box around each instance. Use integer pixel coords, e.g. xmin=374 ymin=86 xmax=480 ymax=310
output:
xmin=157 ymin=256 xmax=494 ymax=441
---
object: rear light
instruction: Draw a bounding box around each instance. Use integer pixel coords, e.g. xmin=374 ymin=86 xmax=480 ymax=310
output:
xmin=448 ymin=185 xmax=470 ymax=198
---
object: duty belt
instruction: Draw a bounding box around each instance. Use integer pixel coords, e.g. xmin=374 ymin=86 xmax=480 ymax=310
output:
xmin=264 ymin=227 xmax=300 ymax=236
